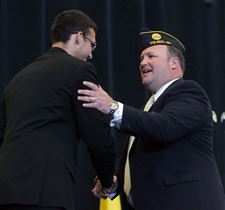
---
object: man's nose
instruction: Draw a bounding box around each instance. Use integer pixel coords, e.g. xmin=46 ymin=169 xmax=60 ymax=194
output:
xmin=140 ymin=57 xmax=148 ymax=67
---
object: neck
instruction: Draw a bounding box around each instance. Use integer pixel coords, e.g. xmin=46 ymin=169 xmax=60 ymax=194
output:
xmin=52 ymin=42 xmax=73 ymax=56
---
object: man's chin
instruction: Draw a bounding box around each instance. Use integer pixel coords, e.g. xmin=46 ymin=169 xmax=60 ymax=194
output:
xmin=142 ymin=80 xmax=154 ymax=91
xmin=142 ymin=79 xmax=151 ymax=86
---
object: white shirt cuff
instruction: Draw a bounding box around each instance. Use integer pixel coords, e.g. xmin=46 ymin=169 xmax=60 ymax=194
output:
xmin=110 ymin=102 xmax=123 ymax=128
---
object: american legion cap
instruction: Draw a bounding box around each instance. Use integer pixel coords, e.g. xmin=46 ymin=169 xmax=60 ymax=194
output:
xmin=140 ymin=30 xmax=185 ymax=53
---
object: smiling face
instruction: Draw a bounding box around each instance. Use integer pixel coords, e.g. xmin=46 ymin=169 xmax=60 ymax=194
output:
xmin=139 ymin=45 xmax=181 ymax=93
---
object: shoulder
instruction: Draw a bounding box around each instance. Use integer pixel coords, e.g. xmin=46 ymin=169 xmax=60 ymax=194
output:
xmin=168 ymin=79 xmax=208 ymax=96
xmin=172 ymin=79 xmax=202 ymax=88
xmin=42 ymin=47 xmax=95 ymax=69
xmin=44 ymin=48 xmax=97 ymax=77
xmin=180 ymin=79 xmax=203 ymax=89
xmin=59 ymin=56 xmax=98 ymax=85
xmin=163 ymin=79 xmax=211 ymax=107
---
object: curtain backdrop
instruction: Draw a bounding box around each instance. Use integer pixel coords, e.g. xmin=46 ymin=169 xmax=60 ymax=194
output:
xmin=1 ymin=0 xmax=225 ymax=209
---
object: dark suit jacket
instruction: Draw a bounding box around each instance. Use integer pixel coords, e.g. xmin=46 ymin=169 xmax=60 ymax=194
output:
xmin=0 ymin=48 xmax=115 ymax=210
xmin=118 ymin=79 xmax=225 ymax=210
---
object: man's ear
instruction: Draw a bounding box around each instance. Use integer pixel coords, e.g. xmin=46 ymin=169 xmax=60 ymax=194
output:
xmin=169 ymin=57 xmax=179 ymax=69
xmin=72 ymin=31 xmax=83 ymax=45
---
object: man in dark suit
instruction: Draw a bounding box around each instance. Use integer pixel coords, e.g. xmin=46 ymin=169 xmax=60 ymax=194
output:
xmin=0 ymin=10 xmax=115 ymax=210
xmin=78 ymin=30 xmax=225 ymax=210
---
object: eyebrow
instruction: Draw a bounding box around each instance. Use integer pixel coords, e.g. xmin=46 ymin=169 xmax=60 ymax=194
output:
xmin=140 ymin=51 xmax=154 ymax=58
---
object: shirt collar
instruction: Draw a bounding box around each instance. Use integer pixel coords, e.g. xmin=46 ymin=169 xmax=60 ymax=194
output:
xmin=154 ymin=78 xmax=181 ymax=102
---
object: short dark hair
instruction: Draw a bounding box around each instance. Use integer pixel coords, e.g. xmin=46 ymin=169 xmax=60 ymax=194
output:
xmin=167 ymin=46 xmax=185 ymax=72
xmin=50 ymin=10 xmax=97 ymax=44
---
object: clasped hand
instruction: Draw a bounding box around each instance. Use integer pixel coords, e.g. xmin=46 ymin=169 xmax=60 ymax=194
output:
xmin=92 ymin=175 xmax=118 ymax=199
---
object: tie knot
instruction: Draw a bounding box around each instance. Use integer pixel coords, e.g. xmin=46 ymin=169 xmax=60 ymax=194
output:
xmin=144 ymin=95 xmax=155 ymax=111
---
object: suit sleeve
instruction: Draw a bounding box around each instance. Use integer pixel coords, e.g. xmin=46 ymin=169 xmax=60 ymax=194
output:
xmin=119 ymin=81 xmax=212 ymax=143
xmin=74 ymin=62 xmax=115 ymax=188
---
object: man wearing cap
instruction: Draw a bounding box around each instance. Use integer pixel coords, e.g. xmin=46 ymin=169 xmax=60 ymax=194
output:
xmin=78 ymin=30 xmax=225 ymax=210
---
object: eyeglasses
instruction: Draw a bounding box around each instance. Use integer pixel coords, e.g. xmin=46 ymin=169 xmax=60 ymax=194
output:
xmin=83 ymin=34 xmax=97 ymax=51
xmin=72 ymin=31 xmax=97 ymax=51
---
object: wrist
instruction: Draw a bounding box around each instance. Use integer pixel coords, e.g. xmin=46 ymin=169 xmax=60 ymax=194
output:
xmin=109 ymin=100 xmax=119 ymax=115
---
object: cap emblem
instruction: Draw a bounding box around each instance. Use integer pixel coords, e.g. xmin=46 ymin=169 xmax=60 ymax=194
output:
xmin=152 ymin=33 xmax=161 ymax=40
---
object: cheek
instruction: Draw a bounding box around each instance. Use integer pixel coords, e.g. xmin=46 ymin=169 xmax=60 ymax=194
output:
xmin=86 ymin=47 xmax=92 ymax=56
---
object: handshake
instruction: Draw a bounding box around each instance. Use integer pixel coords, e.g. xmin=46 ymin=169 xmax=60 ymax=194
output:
xmin=92 ymin=175 xmax=118 ymax=199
